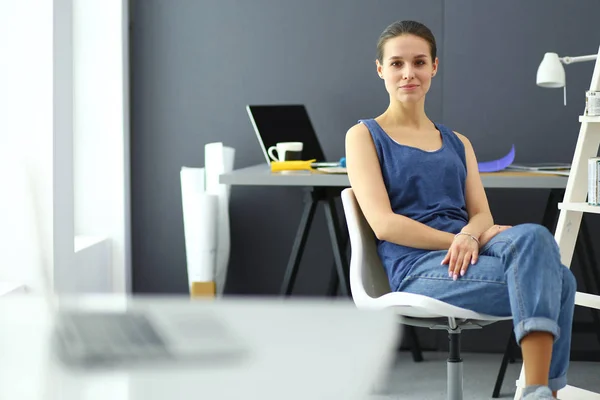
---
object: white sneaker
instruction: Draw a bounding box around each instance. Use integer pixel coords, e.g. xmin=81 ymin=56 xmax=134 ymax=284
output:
xmin=522 ymin=386 xmax=555 ymax=399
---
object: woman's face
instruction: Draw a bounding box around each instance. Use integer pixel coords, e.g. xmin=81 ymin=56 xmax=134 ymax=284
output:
xmin=376 ymin=34 xmax=438 ymax=104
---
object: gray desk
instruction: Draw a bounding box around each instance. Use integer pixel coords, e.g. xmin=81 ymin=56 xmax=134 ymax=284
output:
xmin=220 ymin=164 xmax=569 ymax=189
xmin=220 ymin=164 xmax=569 ymax=297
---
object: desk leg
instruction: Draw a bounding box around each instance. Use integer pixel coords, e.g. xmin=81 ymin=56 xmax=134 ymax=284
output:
xmin=580 ymin=218 xmax=600 ymax=297
xmin=323 ymin=192 xmax=350 ymax=297
xmin=542 ymin=189 xmax=563 ymax=231
xmin=326 ymin=216 xmax=350 ymax=297
xmin=326 ymin=264 xmax=340 ymax=297
xmin=325 ymin=240 xmax=350 ymax=296
xmin=280 ymin=190 xmax=318 ymax=296
xmin=575 ymin=220 xmax=600 ymax=350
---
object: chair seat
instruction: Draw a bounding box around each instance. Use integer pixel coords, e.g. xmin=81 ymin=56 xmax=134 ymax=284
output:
xmin=355 ymin=291 xmax=511 ymax=322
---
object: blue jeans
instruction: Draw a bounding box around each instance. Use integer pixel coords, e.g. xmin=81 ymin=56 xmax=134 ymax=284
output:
xmin=396 ymin=223 xmax=577 ymax=392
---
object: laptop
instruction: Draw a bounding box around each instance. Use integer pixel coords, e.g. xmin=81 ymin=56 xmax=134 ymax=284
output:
xmin=20 ymin=166 xmax=246 ymax=370
xmin=246 ymin=104 xmax=327 ymax=164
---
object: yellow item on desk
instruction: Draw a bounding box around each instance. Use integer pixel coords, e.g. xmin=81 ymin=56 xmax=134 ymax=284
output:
xmin=270 ymin=159 xmax=317 ymax=172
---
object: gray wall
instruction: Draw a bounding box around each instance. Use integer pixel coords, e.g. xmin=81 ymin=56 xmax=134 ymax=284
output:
xmin=130 ymin=0 xmax=444 ymax=295
xmin=130 ymin=0 xmax=600 ymax=353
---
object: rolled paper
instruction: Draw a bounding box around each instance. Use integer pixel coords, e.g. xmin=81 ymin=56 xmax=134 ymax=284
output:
xmin=180 ymin=167 xmax=218 ymax=290
xmin=204 ymin=143 xmax=236 ymax=295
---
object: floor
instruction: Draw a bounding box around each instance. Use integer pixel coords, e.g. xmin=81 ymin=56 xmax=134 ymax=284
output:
xmin=368 ymin=351 xmax=600 ymax=400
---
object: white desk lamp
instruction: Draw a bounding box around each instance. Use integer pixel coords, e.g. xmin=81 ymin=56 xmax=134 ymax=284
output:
xmin=536 ymin=48 xmax=599 ymax=105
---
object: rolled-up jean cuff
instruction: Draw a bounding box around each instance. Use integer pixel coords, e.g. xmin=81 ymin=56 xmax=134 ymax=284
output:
xmin=514 ymin=317 xmax=560 ymax=345
xmin=548 ymin=375 xmax=568 ymax=392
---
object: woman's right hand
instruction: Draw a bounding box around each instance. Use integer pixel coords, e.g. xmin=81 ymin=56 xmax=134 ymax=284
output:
xmin=479 ymin=224 xmax=512 ymax=247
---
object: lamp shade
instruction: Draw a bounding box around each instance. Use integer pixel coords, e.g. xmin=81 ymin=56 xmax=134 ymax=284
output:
xmin=536 ymin=52 xmax=565 ymax=88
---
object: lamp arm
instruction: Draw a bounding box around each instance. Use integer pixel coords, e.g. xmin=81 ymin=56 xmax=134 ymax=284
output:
xmin=561 ymin=54 xmax=598 ymax=64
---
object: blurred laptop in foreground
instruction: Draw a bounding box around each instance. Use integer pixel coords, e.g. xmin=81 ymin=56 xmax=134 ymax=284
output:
xmin=0 ymin=155 xmax=400 ymax=399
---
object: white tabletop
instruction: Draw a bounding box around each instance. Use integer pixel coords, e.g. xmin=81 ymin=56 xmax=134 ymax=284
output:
xmin=0 ymin=282 xmax=26 ymax=296
xmin=220 ymin=164 xmax=569 ymax=189
xmin=0 ymin=295 xmax=398 ymax=400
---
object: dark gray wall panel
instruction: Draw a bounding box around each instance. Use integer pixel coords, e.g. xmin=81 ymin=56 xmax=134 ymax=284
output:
xmin=442 ymin=0 xmax=599 ymax=163
xmin=130 ymin=0 xmax=443 ymax=294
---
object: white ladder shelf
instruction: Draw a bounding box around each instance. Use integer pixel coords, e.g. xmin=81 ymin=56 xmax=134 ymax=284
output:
xmin=514 ymin=50 xmax=600 ymax=399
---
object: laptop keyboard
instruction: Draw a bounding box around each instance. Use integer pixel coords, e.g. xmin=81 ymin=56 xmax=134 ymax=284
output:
xmin=55 ymin=311 xmax=170 ymax=365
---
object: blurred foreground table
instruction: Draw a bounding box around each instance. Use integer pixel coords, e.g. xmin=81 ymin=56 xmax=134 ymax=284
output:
xmin=0 ymin=295 xmax=398 ymax=400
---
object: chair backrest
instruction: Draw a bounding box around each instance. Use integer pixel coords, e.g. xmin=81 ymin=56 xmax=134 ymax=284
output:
xmin=341 ymin=188 xmax=392 ymax=306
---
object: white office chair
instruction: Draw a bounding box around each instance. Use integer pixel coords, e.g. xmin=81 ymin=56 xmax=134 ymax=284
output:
xmin=341 ymin=188 xmax=511 ymax=400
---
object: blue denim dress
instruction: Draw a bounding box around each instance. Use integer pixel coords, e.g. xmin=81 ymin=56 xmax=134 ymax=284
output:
xmin=359 ymin=118 xmax=469 ymax=291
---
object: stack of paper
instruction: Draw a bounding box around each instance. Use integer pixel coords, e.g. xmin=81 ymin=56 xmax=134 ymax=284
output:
xmin=506 ymin=162 xmax=571 ymax=171
xmin=506 ymin=163 xmax=571 ymax=176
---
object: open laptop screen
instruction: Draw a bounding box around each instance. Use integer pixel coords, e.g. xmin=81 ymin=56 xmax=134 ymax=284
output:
xmin=246 ymin=105 xmax=327 ymax=163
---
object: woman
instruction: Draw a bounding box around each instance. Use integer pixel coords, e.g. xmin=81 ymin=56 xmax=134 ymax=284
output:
xmin=345 ymin=20 xmax=576 ymax=400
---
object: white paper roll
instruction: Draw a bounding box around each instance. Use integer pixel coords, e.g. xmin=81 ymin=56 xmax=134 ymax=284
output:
xmin=180 ymin=167 xmax=218 ymax=287
xmin=204 ymin=143 xmax=235 ymax=295
xmin=180 ymin=166 xmax=205 ymax=198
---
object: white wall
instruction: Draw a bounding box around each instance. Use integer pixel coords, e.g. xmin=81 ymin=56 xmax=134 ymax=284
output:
xmin=72 ymin=237 xmax=113 ymax=293
xmin=73 ymin=0 xmax=131 ymax=293
xmin=0 ymin=0 xmax=130 ymax=295
xmin=0 ymin=1 xmax=55 ymax=291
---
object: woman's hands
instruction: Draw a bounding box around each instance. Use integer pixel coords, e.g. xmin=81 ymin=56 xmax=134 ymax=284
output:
xmin=441 ymin=233 xmax=479 ymax=280
xmin=479 ymin=224 xmax=512 ymax=247
xmin=442 ymin=224 xmax=512 ymax=280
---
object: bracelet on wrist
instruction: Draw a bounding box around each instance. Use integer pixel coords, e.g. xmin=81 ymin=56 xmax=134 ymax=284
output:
xmin=454 ymin=232 xmax=480 ymax=245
